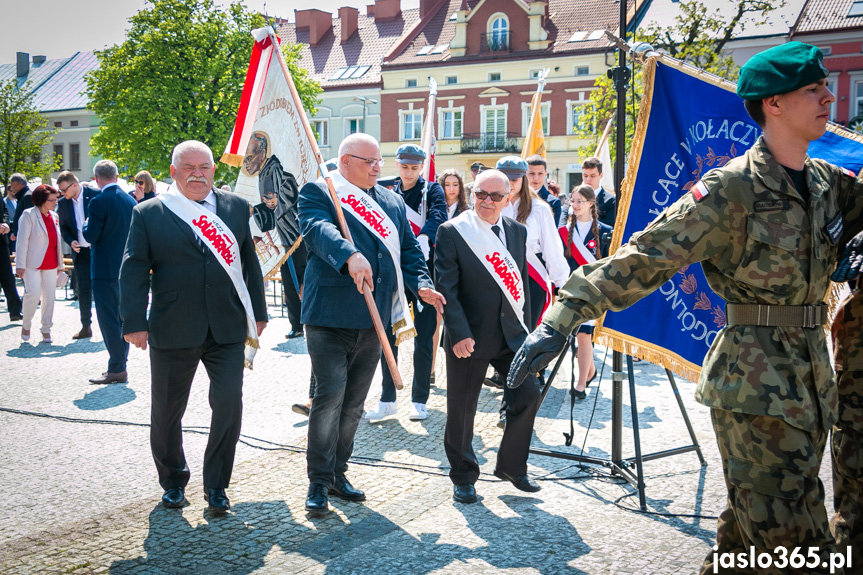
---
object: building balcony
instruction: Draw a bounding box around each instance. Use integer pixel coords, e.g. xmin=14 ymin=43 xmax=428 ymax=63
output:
xmin=460 ymin=132 xmax=520 ymax=154
xmin=480 ymin=32 xmax=510 ymax=54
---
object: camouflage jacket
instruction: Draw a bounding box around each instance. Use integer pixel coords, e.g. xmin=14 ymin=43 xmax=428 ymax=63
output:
xmin=832 ymin=284 xmax=863 ymax=429
xmin=544 ymin=137 xmax=863 ymax=432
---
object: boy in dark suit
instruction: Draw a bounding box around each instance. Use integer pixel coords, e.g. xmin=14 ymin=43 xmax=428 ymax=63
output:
xmin=434 ymin=169 xmax=543 ymax=504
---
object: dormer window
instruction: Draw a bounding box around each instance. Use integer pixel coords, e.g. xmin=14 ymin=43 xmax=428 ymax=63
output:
xmin=487 ymin=14 xmax=509 ymax=52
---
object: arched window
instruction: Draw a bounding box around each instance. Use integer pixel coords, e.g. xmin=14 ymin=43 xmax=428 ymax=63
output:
xmin=487 ymin=14 xmax=509 ymax=51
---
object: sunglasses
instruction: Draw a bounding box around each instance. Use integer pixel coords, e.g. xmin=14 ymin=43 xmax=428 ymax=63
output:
xmin=135 ymin=180 xmax=145 ymax=185
xmin=474 ymin=190 xmax=508 ymax=202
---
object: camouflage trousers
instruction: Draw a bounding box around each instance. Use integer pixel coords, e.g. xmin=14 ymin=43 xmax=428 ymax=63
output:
xmin=699 ymin=409 xmax=840 ymax=575
xmin=830 ymin=370 xmax=863 ymax=570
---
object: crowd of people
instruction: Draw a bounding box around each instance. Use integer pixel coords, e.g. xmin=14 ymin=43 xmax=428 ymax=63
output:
xmin=2 ymin=40 xmax=863 ymax=573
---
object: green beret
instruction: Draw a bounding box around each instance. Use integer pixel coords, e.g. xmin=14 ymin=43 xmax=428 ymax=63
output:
xmin=737 ymin=42 xmax=829 ymax=100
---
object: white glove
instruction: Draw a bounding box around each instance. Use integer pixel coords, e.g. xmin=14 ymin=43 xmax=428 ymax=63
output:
xmin=418 ymin=234 xmax=431 ymax=261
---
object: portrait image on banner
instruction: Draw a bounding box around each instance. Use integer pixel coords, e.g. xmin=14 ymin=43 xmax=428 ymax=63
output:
xmin=596 ymin=55 xmax=863 ymax=382
xmin=222 ymin=28 xmax=317 ymax=279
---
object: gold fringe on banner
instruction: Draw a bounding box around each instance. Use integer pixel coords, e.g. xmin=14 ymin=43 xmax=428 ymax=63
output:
xmin=220 ymin=152 xmax=245 ymax=167
xmin=262 ymin=236 xmax=303 ymax=282
xmin=593 ymin=328 xmax=704 ymax=384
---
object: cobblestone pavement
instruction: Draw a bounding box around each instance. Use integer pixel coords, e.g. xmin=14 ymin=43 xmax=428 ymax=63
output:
xmin=0 ymin=284 xmax=838 ymax=574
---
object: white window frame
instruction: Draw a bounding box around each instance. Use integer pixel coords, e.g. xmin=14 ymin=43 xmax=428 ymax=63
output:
xmin=480 ymin=103 xmax=508 ymax=137
xmin=566 ymin=98 xmax=592 ymax=135
xmin=438 ymin=106 xmax=465 ymax=140
xmin=851 ymin=73 xmax=863 ymax=120
xmin=487 ymin=12 xmax=509 ymax=50
xmin=521 ymin=101 xmax=551 ymax=137
xmin=575 ymin=65 xmax=590 ymax=76
xmin=444 ymin=75 xmax=458 ymax=85
xmin=311 ymin=118 xmax=329 ymax=147
xmin=400 ymin=109 xmax=423 ymax=141
xmin=405 ymin=77 xmax=418 ymax=88
xmin=344 ymin=117 xmax=363 ymax=138
xmin=488 ymin=71 xmax=502 ymax=82
xmin=826 ymin=73 xmax=838 ymax=122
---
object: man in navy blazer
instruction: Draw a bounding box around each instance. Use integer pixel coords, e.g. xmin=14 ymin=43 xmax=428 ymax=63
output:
xmin=526 ymin=155 xmax=561 ymax=226
xmin=0 ymin=191 xmax=21 ymax=320
xmin=83 ymin=160 xmax=137 ymax=384
xmin=57 ymin=171 xmax=100 ymax=339
xmin=298 ymin=133 xmax=445 ymax=515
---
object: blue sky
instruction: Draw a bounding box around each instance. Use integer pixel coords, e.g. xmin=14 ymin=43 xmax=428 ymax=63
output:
xmin=4 ymin=0 xmax=419 ymax=61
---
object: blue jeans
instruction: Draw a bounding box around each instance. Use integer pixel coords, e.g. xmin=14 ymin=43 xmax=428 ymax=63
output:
xmin=306 ymin=325 xmax=381 ymax=487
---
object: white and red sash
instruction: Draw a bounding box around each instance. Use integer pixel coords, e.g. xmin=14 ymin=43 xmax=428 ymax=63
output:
xmin=526 ymin=251 xmax=551 ymax=326
xmin=560 ymin=225 xmax=597 ymax=327
xmin=450 ymin=211 xmax=529 ymax=334
xmin=325 ymin=171 xmax=416 ymax=345
xmin=405 ymin=204 xmax=423 ymax=237
xmin=559 ymin=226 xmax=597 ymax=267
xmin=158 ymin=185 xmax=260 ymax=368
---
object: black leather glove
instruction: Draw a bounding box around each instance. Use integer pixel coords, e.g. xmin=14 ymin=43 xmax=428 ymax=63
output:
xmin=507 ymin=323 xmax=568 ymax=389
xmin=833 ymin=230 xmax=863 ymax=283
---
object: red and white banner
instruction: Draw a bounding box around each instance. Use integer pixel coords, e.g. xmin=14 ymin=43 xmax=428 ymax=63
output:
xmin=220 ymin=27 xmax=317 ymax=279
xmin=559 ymin=226 xmax=597 ymax=267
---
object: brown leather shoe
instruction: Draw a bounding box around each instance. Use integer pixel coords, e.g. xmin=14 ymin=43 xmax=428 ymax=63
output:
xmin=72 ymin=326 xmax=92 ymax=339
xmin=89 ymin=371 xmax=128 ymax=385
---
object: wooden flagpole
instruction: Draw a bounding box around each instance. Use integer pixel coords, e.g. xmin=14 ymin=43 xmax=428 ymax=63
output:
xmin=267 ymin=28 xmax=403 ymax=390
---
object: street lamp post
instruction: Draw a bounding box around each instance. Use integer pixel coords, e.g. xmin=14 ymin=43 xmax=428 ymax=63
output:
xmin=353 ymin=95 xmax=378 ymax=134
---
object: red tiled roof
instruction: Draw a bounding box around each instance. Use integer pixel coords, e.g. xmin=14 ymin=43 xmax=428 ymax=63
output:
xmin=793 ymin=0 xmax=863 ymax=33
xmin=383 ymin=0 xmax=625 ymax=68
xmin=276 ymin=8 xmax=421 ymax=89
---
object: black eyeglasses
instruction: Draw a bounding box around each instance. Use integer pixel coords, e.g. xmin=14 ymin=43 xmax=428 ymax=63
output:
xmin=474 ymin=190 xmax=508 ymax=202
xmin=58 ymin=184 xmax=75 ymax=194
xmin=348 ymin=154 xmax=385 ymax=168
xmin=135 ymin=180 xmax=145 ymax=185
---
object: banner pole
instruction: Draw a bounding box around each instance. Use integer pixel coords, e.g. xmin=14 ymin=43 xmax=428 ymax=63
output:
xmin=267 ymin=28 xmax=404 ymax=390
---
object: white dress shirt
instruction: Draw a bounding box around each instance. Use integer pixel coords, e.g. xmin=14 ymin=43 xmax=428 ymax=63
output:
xmin=72 ymin=194 xmax=90 ymax=248
xmin=502 ymin=196 xmax=569 ymax=285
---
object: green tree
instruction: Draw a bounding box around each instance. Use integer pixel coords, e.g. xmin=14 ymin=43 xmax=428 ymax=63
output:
xmin=576 ymin=0 xmax=781 ymax=163
xmin=87 ymin=0 xmax=321 ymax=181
xmin=0 ymin=80 xmax=60 ymax=188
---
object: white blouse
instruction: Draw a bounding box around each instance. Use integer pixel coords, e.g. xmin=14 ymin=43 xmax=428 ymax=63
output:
xmin=503 ymin=196 xmax=569 ymax=286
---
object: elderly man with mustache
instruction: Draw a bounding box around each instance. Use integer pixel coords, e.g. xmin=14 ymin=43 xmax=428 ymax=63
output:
xmin=120 ymin=140 xmax=268 ymax=513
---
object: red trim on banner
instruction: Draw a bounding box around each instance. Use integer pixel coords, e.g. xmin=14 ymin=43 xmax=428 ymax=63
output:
xmin=527 ymin=261 xmax=551 ymax=326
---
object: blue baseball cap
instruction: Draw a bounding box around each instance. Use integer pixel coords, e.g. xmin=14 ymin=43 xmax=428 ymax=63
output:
xmin=395 ymin=144 xmax=427 ymax=165
xmin=496 ymin=156 xmax=528 ymax=180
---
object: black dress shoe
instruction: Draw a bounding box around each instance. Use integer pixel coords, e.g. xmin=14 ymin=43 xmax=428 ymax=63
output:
xmin=162 ymin=486 xmax=187 ymax=508
xmin=204 ymin=488 xmax=230 ymax=514
xmin=453 ymin=484 xmax=477 ymax=503
xmin=306 ymin=483 xmax=329 ymax=513
xmin=483 ymin=371 xmax=504 ymax=389
xmin=497 ymin=412 xmax=506 ymax=429
xmin=9 ymin=313 xmax=22 ymax=321
xmin=292 ymin=403 xmax=311 ymax=416
xmin=328 ymin=475 xmax=365 ymax=501
xmin=285 ymin=329 xmax=304 ymax=339
xmin=493 ymin=469 xmax=541 ymax=492
xmin=573 ymin=388 xmax=587 ymax=400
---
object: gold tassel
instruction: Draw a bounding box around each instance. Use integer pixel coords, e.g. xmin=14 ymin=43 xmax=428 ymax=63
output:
xmin=245 ymin=336 xmax=260 ymax=350
xmin=220 ymin=152 xmax=245 ymax=167
xmin=244 ymin=359 xmax=254 ymax=370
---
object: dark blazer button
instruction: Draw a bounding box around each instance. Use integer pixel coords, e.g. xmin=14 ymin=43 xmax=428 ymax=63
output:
xmin=206 ymin=283 xmax=211 ymax=288
xmin=377 ymin=277 xmax=382 ymax=284
xmin=378 ymin=253 xmax=383 ymax=259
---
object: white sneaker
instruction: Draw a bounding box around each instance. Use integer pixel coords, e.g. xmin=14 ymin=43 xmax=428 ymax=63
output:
xmin=364 ymin=401 xmax=397 ymax=421
xmin=409 ymin=402 xmax=428 ymax=421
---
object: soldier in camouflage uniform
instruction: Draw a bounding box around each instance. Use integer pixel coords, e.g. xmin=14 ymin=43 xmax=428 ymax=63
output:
xmin=829 ymin=279 xmax=863 ymax=568
xmin=508 ymin=42 xmax=863 ymax=574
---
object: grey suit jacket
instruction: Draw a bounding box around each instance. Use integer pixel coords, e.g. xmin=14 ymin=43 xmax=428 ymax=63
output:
xmin=119 ymin=189 xmax=267 ymax=349
xmin=435 ymin=215 xmax=532 ymax=358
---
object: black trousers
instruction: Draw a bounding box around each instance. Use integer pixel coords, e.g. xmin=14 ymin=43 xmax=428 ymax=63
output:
xmin=149 ymin=331 xmax=245 ymax=491
xmin=72 ymin=247 xmax=92 ymax=326
xmin=0 ymin=240 xmax=21 ymax=317
xmin=281 ymin=242 xmax=307 ymax=332
xmin=444 ymin=345 xmax=542 ymax=485
xmin=92 ymin=278 xmax=128 ymax=373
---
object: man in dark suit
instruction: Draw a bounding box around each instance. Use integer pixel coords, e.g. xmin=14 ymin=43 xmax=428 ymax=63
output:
xmin=57 ymin=171 xmax=100 ymax=339
xmin=8 ymin=172 xmax=31 ymax=247
xmin=365 ymin=144 xmax=447 ymax=422
xmin=120 ymin=140 xmax=268 ymax=513
xmin=581 ymin=156 xmax=616 ymax=228
xmin=298 ymin=133 xmax=445 ymax=515
xmin=83 ymin=160 xmax=137 ymax=384
xmin=435 ymin=169 xmax=543 ymax=504
xmin=526 ymin=155 xmax=561 ymax=225
xmin=0 ymin=191 xmax=22 ymax=320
